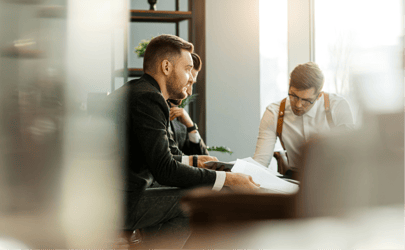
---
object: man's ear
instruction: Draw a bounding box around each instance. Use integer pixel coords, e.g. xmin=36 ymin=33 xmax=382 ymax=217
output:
xmin=161 ymin=59 xmax=172 ymax=76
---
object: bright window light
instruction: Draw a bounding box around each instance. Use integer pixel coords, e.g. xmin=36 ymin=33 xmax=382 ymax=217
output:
xmin=259 ymin=0 xmax=288 ymax=116
xmin=314 ymin=0 xmax=404 ymax=95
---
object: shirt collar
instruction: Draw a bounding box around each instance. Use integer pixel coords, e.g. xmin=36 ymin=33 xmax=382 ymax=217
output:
xmin=141 ymin=73 xmax=161 ymax=93
xmin=304 ymin=96 xmax=321 ymax=118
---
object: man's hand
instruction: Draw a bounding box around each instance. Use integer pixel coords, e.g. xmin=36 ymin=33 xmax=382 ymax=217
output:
xmin=273 ymin=150 xmax=289 ymax=175
xmin=224 ymin=172 xmax=260 ymax=191
xmin=189 ymin=155 xmax=218 ymax=168
xmin=170 ymin=107 xmax=194 ymax=128
xmin=202 ymin=162 xmax=232 ymax=172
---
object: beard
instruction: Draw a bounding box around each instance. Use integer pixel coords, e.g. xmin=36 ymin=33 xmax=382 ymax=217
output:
xmin=166 ymin=71 xmax=187 ymax=100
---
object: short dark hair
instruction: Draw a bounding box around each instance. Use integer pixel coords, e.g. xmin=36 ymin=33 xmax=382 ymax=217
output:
xmin=143 ymin=34 xmax=194 ymax=74
xmin=191 ymin=52 xmax=202 ymax=71
xmin=290 ymin=62 xmax=324 ymax=94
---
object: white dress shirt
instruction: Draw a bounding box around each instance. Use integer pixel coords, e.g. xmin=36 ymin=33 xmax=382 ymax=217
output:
xmin=253 ymin=93 xmax=354 ymax=168
xmin=181 ymin=132 xmax=226 ymax=191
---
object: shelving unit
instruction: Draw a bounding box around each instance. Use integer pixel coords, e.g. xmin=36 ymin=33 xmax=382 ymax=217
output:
xmin=1 ymin=46 xmax=44 ymax=58
xmin=112 ymin=0 xmax=207 ymax=140
xmin=37 ymin=5 xmax=66 ymax=18
xmin=130 ymin=10 xmax=192 ymax=22
xmin=115 ymin=68 xmax=144 ymax=78
xmin=113 ymin=9 xmax=192 ymax=79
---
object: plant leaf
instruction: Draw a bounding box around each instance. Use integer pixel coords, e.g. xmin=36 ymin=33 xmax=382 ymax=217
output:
xmin=134 ymin=37 xmax=153 ymax=57
xmin=207 ymin=146 xmax=233 ymax=155
xmin=178 ymin=94 xmax=198 ymax=108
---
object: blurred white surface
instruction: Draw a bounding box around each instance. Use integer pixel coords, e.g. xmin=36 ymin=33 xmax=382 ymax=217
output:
xmin=0 ymin=237 xmax=29 ymax=249
xmin=237 ymin=205 xmax=404 ymax=249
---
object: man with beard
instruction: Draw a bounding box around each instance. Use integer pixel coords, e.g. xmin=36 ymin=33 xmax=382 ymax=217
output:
xmin=253 ymin=62 xmax=355 ymax=175
xmin=107 ymin=34 xmax=259 ymax=248
xmin=167 ymin=52 xmax=209 ymax=156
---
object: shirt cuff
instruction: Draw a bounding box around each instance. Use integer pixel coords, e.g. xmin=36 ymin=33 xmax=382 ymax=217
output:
xmin=182 ymin=156 xmax=190 ymax=165
xmin=212 ymin=171 xmax=226 ymax=191
xmin=188 ymin=131 xmax=201 ymax=143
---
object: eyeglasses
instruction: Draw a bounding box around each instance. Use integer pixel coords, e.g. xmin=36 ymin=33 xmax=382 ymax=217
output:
xmin=288 ymin=93 xmax=316 ymax=107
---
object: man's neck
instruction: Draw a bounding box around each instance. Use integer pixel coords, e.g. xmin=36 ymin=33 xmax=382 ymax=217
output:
xmin=147 ymin=72 xmax=169 ymax=100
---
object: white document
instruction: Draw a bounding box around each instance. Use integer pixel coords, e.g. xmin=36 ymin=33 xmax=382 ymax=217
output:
xmin=231 ymin=159 xmax=299 ymax=194
xmin=238 ymin=157 xmax=266 ymax=168
xmin=238 ymin=157 xmax=283 ymax=176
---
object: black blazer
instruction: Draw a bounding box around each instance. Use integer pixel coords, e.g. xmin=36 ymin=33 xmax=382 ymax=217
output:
xmin=169 ymin=119 xmax=209 ymax=156
xmin=105 ymin=74 xmax=216 ymax=211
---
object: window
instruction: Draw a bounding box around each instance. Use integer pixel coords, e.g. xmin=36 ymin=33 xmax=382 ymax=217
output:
xmin=314 ymin=0 xmax=403 ymax=95
xmin=259 ymin=0 xmax=288 ymax=116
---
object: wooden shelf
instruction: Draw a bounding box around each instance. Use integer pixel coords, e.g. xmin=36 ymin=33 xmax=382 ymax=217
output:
xmin=115 ymin=68 xmax=143 ymax=77
xmin=130 ymin=10 xmax=192 ymax=23
xmin=1 ymin=47 xmax=44 ymax=58
xmin=3 ymin=0 xmax=42 ymax=4
xmin=38 ymin=6 xmax=66 ymax=18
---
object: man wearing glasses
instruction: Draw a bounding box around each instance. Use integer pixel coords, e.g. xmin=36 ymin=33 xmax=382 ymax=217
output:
xmin=253 ymin=62 xmax=355 ymax=173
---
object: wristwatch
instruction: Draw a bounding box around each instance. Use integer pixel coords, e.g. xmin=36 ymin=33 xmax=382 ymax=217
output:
xmin=193 ymin=155 xmax=198 ymax=167
xmin=187 ymin=123 xmax=198 ymax=133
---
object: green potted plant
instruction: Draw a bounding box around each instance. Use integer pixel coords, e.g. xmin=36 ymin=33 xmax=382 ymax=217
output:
xmin=134 ymin=38 xmax=152 ymax=57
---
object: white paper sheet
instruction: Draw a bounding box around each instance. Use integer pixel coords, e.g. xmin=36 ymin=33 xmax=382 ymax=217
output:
xmin=231 ymin=159 xmax=299 ymax=194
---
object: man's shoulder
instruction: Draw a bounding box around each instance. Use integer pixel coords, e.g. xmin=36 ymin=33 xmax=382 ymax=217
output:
xmin=265 ymin=98 xmax=286 ymax=114
xmin=327 ymin=92 xmax=345 ymax=101
xmin=326 ymin=92 xmax=350 ymax=109
xmin=126 ymin=77 xmax=160 ymax=95
xmin=108 ymin=77 xmax=156 ymax=97
xmin=115 ymin=77 xmax=163 ymax=103
xmin=107 ymin=77 xmax=167 ymax=115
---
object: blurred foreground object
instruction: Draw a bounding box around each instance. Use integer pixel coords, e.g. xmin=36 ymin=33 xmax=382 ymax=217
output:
xmin=182 ymin=110 xmax=404 ymax=248
xmin=0 ymin=0 xmax=68 ymax=247
xmin=0 ymin=0 xmax=126 ymax=248
xmin=183 ymin=56 xmax=405 ymax=247
xmin=182 ymin=13 xmax=404 ymax=247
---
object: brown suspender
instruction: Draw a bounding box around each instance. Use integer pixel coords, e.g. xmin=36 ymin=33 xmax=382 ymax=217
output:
xmin=276 ymin=92 xmax=335 ymax=153
xmin=323 ymin=92 xmax=335 ymax=129
xmin=276 ymin=98 xmax=287 ymax=152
